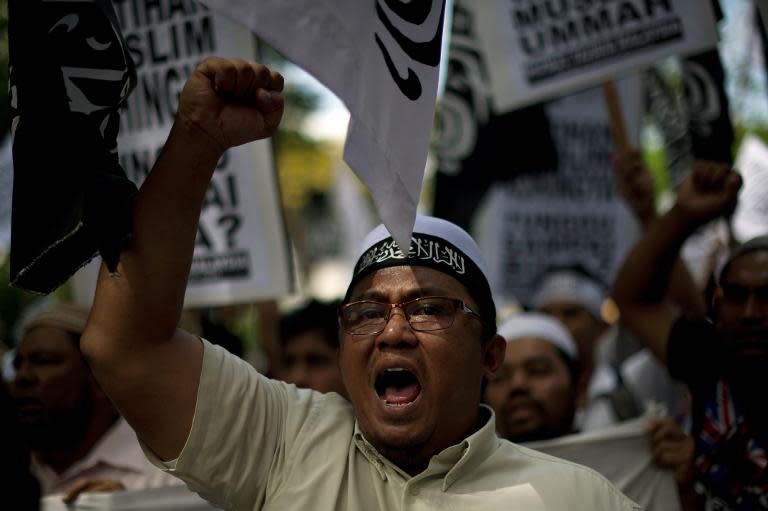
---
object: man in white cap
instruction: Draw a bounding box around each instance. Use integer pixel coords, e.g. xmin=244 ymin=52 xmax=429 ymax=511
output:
xmin=80 ymin=57 xmax=638 ymax=509
xmin=8 ymin=302 xmax=180 ymax=501
xmin=483 ymin=312 xmax=583 ymax=442
xmin=614 ymin=160 xmax=768 ymax=509
xmin=531 ymin=267 xmax=640 ymax=430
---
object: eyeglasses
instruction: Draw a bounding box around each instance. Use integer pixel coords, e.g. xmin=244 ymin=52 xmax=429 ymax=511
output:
xmin=715 ymin=284 xmax=768 ymax=305
xmin=339 ymin=296 xmax=481 ymax=336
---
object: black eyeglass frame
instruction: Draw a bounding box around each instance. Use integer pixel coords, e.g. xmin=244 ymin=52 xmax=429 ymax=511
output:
xmin=338 ymin=296 xmax=482 ymax=336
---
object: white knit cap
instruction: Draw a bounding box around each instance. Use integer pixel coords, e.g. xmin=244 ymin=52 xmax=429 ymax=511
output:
xmin=531 ymin=270 xmax=605 ymax=320
xmin=347 ymin=215 xmax=496 ymax=325
xmin=498 ymin=312 xmax=578 ymax=361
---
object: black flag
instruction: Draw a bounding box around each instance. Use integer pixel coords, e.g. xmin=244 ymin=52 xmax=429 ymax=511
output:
xmin=432 ymin=1 xmax=556 ymax=231
xmin=680 ymin=1 xmax=734 ymax=164
xmin=8 ymin=0 xmax=137 ymax=293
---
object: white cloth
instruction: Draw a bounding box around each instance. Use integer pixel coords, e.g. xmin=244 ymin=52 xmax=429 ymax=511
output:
xmin=32 ymin=417 xmax=182 ymax=496
xmin=198 ymin=0 xmax=446 ymax=250
xmin=577 ymin=363 xmax=621 ymax=431
xmin=524 ymin=417 xmax=681 ymax=511
xmin=142 ymin=339 xmax=640 ymax=511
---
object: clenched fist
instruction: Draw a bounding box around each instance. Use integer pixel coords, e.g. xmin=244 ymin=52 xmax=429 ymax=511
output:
xmin=176 ymin=57 xmax=284 ymax=157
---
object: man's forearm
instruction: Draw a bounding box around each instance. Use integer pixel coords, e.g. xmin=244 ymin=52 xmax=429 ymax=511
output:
xmin=614 ymin=205 xmax=699 ymax=306
xmin=86 ymin=121 xmax=222 ymax=351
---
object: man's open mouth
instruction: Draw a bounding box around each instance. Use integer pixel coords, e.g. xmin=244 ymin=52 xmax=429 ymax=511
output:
xmin=375 ymin=368 xmax=422 ymax=406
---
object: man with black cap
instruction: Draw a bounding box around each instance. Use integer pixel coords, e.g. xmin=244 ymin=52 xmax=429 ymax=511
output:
xmin=81 ymin=57 xmax=638 ymax=510
xmin=614 ymin=160 xmax=768 ymax=509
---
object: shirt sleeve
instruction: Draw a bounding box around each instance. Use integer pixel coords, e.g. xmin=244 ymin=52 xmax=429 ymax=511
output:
xmin=141 ymin=338 xmax=330 ymax=511
xmin=667 ymin=314 xmax=721 ymax=386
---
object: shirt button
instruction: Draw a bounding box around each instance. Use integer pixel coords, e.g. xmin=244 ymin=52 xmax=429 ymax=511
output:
xmin=409 ymin=487 xmax=420 ymax=496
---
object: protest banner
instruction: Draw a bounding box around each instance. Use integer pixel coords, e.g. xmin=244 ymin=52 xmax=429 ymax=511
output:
xmin=473 ymin=80 xmax=641 ymax=308
xmin=472 ymin=0 xmax=718 ymax=112
xmin=72 ymin=0 xmax=291 ymax=308
xmin=196 ymin=0 xmax=446 ymax=252
xmin=524 ymin=416 xmax=681 ymax=510
xmin=732 ymin=134 xmax=768 ymax=242
xmin=41 ymin=485 xmax=217 ymax=511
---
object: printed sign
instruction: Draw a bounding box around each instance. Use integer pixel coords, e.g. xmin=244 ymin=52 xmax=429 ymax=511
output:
xmin=472 ymin=0 xmax=718 ymax=111
xmin=473 ymin=80 xmax=641 ymax=307
xmin=73 ymin=0 xmax=291 ymax=307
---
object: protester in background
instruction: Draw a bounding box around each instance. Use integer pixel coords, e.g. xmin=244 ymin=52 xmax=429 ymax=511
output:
xmin=80 ymin=58 xmax=638 ymax=509
xmin=486 ymin=312 xmax=699 ymax=510
xmin=614 ymin=159 xmax=768 ymax=509
xmin=278 ymin=298 xmax=346 ymax=396
xmin=8 ymin=302 xmax=180 ymax=501
xmin=484 ymin=312 xmax=583 ymax=442
xmin=530 ymin=266 xmax=639 ymax=429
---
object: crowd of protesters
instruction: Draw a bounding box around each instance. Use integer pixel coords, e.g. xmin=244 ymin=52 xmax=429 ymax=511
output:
xmin=1 ymin=57 xmax=766 ymax=511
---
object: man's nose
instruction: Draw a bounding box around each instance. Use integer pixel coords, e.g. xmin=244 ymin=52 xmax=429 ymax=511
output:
xmin=12 ymin=360 xmax=36 ymax=388
xmin=741 ymin=293 xmax=766 ymax=322
xmin=375 ymin=307 xmax=418 ymax=347
xmin=285 ymin=363 xmax=309 ymax=389
xmin=507 ymin=370 xmax=531 ymax=392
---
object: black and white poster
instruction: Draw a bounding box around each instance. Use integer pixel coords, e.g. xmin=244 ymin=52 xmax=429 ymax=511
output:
xmin=432 ymin=0 xmax=557 ymax=231
xmin=73 ymin=0 xmax=291 ymax=307
xmin=473 ymin=0 xmax=718 ymax=112
xmin=473 ymin=80 xmax=641 ymax=308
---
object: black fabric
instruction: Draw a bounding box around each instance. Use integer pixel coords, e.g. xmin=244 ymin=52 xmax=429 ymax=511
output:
xmin=8 ymin=0 xmax=137 ymax=294
xmin=431 ymin=2 xmax=556 ymax=231
xmin=667 ymin=315 xmax=722 ymax=386
xmin=681 ymin=53 xmax=734 ymax=163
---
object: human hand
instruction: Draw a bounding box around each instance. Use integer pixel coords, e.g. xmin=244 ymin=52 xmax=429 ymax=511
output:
xmin=646 ymin=417 xmax=695 ymax=485
xmin=612 ymin=149 xmax=657 ymax=225
xmin=176 ymin=57 xmax=284 ymax=158
xmin=675 ymin=160 xmax=742 ymax=226
xmin=62 ymin=478 xmax=126 ymax=504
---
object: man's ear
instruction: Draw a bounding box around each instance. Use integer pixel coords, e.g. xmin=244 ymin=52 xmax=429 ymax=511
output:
xmin=483 ymin=334 xmax=506 ymax=379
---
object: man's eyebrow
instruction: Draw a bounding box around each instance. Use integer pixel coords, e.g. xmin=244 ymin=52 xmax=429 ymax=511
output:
xmin=351 ymin=286 xmax=453 ymax=302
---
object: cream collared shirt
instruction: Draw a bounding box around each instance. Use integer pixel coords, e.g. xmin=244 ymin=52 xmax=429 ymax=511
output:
xmin=144 ymin=340 xmax=641 ymax=511
xmin=33 ymin=417 xmax=182 ymax=496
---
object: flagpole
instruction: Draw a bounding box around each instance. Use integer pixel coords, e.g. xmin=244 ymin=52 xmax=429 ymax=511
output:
xmin=602 ymin=80 xmax=629 ymax=152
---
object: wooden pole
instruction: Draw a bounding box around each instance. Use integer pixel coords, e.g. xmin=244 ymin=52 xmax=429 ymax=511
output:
xmin=602 ymin=80 xmax=629 ymax=152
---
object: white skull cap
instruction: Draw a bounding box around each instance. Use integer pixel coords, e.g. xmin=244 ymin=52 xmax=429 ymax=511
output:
xmin=498 ymin=312 xmax=578 ymax=361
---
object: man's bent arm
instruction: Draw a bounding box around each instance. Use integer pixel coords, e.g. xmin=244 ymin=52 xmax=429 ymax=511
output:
xmin=612 ymin=161 xmax=741 ymax=366
xmin=81 ymin=58 xmax=284 ymax=460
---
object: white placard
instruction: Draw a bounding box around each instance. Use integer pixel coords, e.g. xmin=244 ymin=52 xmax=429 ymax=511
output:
xmin=73 ymin=0 xmax=292 ymax=308
xmin=472 ymin=0 xmax=718 ymax=112
xmin=474 ymin=79 xmax=641 ymax=307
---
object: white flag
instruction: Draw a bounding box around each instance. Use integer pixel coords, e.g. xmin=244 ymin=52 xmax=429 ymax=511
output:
xmin=198 ymin=0 xmax=446 ymax=251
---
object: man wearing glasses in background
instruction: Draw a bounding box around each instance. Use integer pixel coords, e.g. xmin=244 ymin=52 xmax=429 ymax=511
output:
xmin=80 ymin=57 xmax=638 ymax=510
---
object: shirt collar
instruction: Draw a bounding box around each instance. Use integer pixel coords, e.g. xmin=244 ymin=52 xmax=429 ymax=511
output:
xmin=353 ymin=404 xmax=500 ymax=489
